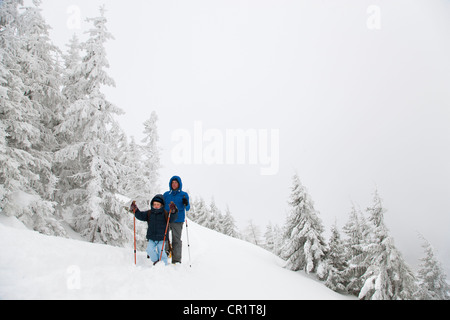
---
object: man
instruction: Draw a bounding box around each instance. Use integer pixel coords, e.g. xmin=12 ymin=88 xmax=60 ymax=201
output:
xmin=163 ymin=176 xmax=190 ymax=264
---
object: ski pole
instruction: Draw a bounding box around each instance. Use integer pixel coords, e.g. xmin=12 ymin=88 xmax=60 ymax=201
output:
xmin=123 ymin=203 xmax=137 ymax=265
xmin=185 ymin=218 xmax=192 ymax=268
xmin=159 ymin=203 xmax=173 ymax=263
xmin=183 ymin=196 xmax=192 ymax=268
xmin=132 ymin=201 xmax=137 ymax=266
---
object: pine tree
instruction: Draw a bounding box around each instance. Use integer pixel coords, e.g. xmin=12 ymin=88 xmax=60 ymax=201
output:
xmin=272 ymin=224 xmax=284 ymax=257
xmin=114 ymin=112 xmax=161 ymax=211
xmin=208 ymin=197 xmax=223 ymax=232
xmin=17 ymin=0 xmax=63 ymax=198
xmin=0 ymin=0 xmax=23 ymax=26
xmin=358 ymin=190 xmax=417 ymax=300
xmin=281 ymin=173 xmax=326 ymax=273
xmin=264 ymin=222 xmax=276 ymax=252
xmin=141 ymin=111 xmax=161 ymax=196
xmin=0 ymin=0 xmax=66 ymax=236
xmin=0 ymin=0 xmax=22 ymax=215
xmin=191 ymin=196 xmax=210 ymax=227
xmin=54 ymin=7 xmax=129 ymax=246
xmin=323 ymin=222 xmax=347 ymax=293
xmin=222 ymin=205 xmax=239 ymax=238
xmin=264 ymin=222 xmax=284 ymax=255
xmin=18 ymin=1 xmax=64 ymax=140
xmin=187 ymin=196 xmax=199 ymax=221
xmin=119 ymin=136 xmax=150 ymax=209
xmin=415 ymin=234 xmax=450 ymax=300
xmin=244 ymin=219 xmax=263 ymax=247
xmin=342 ymin=205 xmax=369 ymax=295
xmin=61 ymin=34 xmax=83 ymax=105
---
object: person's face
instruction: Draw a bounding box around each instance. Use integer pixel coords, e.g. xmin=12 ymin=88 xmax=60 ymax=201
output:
xmin=171 ymin=180 xmax=179 ymax=190
xmin=152 ymin=202 xmax=162 ymax=209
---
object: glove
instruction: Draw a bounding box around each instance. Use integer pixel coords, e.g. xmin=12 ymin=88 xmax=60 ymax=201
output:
xmin=182 ymin=197 xmax=188 ymax=207
xmin=169 ymin=202 xmax=177 ymax=214
xmin=130 ymin=201 xmax=138 ymax=213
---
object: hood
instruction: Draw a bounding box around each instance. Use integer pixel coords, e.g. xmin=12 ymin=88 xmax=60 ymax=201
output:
xmin=169 ymin=176 xmax=183 ymax=192
xmin=151 ymin=194 xmax=165 ymax=207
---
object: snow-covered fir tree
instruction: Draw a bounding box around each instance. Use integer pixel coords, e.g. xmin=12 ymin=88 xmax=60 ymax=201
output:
xmin=0 ymin=0 xmax=22 ymax=26
xmin=264 ymin=222 xmax=276 ymax=252
xmin=192 ymin=196 xmax=209 ymax=226
xmin=270 ymin=223 xmax=284 ymax=257
xmin=264 ymin=222 xmax=284 ymax=255
xmin=0 ymin=0 xmax=66 ymax=236
xmin=222 ymin=205 xmax=240 ymax=239
xmin=54 ymin=7 xmax=130 ymax=246
xmin=342 ymin=204 xmax=370 ymax=296
xmin=415 ymin=234 xmax=449 ymax=300
xmin=187 ymin=196 xmax=199 ymax=221
xmin=141 ymin=111 xmax=161 ymax=197
xmin=119 ymin=136 xmax=149 ymax=208
xmin=61 ymin=34 xmax=83 ymax=105
xmin=281 ymin=173 xmax=326 ymax=273
xmin=189 ymin=196 xmax=241 ymax=239
xmin=1 ymin=0 xmax=23 ymax=216
xmin=114 ymin=130 xmax=151 ymax=251
xmin=244 ymin=219 xmax=264 ymax=247
xmin=56 ymin=33 xmax=83 ymax=157
xmin=322 ymin=222 xmax=348 ymax=293
xmin=17 ymin=0 xmax=63 ymax=196
xmin=18 ymin=1 xmax=64 ymax=140
xmin=358 ymin=190 xmax=417 ymax=300
xmin=1 ymin=2 xmax=163 ymax=248
xmin=207 ymin=197 xmax=223 ymax=233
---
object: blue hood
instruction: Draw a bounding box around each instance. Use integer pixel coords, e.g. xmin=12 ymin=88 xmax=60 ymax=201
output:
xmin=169 ymin=176 xmax=183 ymax=192
xmin=164 ymin=176 xmax=190 ymax=223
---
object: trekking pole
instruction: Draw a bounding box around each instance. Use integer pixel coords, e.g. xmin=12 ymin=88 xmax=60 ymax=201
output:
xmin=159 ymin=203 xmax=173 ymax=263
xmin=132 ymin=201 xmax=137 ymax=266
xmin=183 ymin=196 xmax=192 ymax=268
xmin=123 ymin=202 xmax=137 ymax=266
xmin=185 ymin=218 xmax=192 ymax=268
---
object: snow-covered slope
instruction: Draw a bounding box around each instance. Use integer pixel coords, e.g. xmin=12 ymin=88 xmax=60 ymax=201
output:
xmin=0 ymin=214 xmax=351 ymax=300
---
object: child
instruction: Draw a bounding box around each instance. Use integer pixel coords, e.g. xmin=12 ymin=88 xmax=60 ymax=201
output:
xmin=130 ymin=194 xmax=178 ymax=265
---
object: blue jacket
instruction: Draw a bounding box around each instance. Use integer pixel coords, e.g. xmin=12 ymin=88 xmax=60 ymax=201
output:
xmin=163 ymin=176 xmax=190 ymax=223
xmin=135 ymin=194 xmax=178 ymax=241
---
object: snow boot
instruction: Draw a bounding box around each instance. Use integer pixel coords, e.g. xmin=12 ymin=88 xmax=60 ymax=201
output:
xmin=166 ymin=242 xmax=173 ymax=258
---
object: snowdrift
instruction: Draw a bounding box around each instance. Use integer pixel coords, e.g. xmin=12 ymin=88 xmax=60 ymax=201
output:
xmin=0 ymin=214 xmax=350 ymax=300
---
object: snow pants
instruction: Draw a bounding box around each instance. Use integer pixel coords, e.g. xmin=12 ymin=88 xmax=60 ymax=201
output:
xmin=170 ymin=222 xmax=184 ymax=263
xmin=146 ymin=240 xmax=168 ymax=265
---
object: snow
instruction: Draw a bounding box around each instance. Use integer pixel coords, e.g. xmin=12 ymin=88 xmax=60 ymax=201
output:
xmin=0 ymin=214 xmax=352 ymax=300
xmin=115 ymin=193 xmax=132 ymax=205
xmin=9 ymin=190 xmax=40 ymax=211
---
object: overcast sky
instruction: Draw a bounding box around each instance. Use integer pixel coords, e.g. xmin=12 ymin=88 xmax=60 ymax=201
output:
xmin=35 ymin=0 xmax=450 ymax=273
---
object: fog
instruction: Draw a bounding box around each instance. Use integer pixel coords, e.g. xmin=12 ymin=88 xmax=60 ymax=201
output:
xmin=37 ymin=0 xmax=450 ymax=274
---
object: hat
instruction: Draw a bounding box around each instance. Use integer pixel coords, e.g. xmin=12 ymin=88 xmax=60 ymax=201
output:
xmin=151 ymin=194 xmax=165 ymax=207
